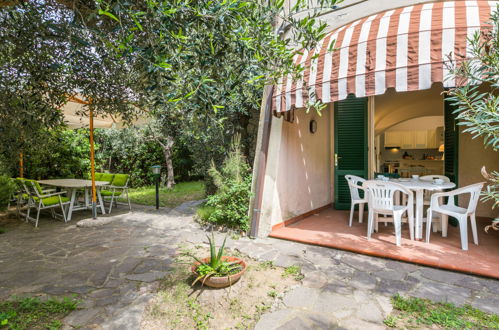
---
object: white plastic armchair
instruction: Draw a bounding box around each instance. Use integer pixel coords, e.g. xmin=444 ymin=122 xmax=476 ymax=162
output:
xmin=345 ymin=175 xmax=367 ymax=227
xmin=426 ymin=182 xmax=484 ymax=250
xmin=364 ymin=180 xmax=414 ymax=246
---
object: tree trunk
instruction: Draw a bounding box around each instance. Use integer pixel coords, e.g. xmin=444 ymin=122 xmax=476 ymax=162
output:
xmin=162 ymin=136 xmax=175 ymax=189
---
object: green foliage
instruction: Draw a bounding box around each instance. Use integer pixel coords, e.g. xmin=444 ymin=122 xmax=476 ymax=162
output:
xmin=282 ymin=265 xmax=304 ymax=281
xmin=205 ymin=136 xmax=252 ymax=231
xmin=0 ymin=296 xmax=79 ymax=330
xmin=0 ymin=1 xmax=142 ymax=166
xmin=387 ymin=294 xmax=499 ymax=329
xmin=97 ymin=127 xmax=198 ymax=187
xmin=0 ymin=176 xmax=14 ymax=211
xmin=122 ymin=181 xmax=205 ymax=208
xmin=196 ymin=205 xmax=216 ymax=222
xmin=447 ymin=6 xmax=499 ymax=210
xmin=191 ymin=233 xmax=242 ymax=286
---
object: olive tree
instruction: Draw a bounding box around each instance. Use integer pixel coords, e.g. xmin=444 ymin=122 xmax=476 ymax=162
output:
xmin=446 ymin=6 xmax=499 ymax=230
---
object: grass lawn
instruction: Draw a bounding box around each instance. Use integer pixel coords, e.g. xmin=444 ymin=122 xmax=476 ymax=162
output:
xmin=384 ymin=294 xmax=499 ymax=329
xmin=0 ymin=296 xmax=79 ymax=329
xmin=121 ymin=181 xmax=205 ymax=208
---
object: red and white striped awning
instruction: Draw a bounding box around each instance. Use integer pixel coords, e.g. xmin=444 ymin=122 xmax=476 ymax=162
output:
xmin=274 ymin=0 xmax=498 ymax=113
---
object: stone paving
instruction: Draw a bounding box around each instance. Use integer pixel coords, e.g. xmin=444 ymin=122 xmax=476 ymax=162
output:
xmin=0 ymin=201 xmax=498 ymax=329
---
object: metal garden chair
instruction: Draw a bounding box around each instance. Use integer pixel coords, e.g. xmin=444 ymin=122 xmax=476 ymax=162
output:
xmin=23 ymin=180 xmax=70 ymax=227
xmin=101 ymin=174 xmax=131 ymax=213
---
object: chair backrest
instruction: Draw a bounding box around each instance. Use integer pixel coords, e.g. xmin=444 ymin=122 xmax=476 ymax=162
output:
xmin=22 ymin=179 xmax=43 ymax=196
xmin=374 ymin=172 xmax=401 ymax=179
xmin=449 ymin=182 xmax=485 ymax=214
xmin=24 ymin=180 xmax=42 ymax=198
xmin=345 ymin=175 xmax=366 ymax=201
xmin=14 ymin=178 xmax=29 ymax=195
xmin=111 ymin=174 xmax=129 ymax=187
xmin=100 ymin=173 xmax=115 ymax=184
xmin=364 ymin=180 xmax=412 ymax=212
xmin=420 ymin=175 xmax=450 ymax=182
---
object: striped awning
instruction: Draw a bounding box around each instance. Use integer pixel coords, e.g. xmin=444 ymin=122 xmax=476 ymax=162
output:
xmin=274 ymin=0 xmax=498 ymax=113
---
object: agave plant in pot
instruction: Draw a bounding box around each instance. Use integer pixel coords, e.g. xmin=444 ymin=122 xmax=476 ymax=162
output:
xmin=190 ymin=233 xmax=247 ymax=288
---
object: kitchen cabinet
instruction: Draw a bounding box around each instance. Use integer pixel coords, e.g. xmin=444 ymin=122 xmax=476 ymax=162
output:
xmin=414 ymin=130 xmax=428 ymax=148
xmin=384 ymin=128 xmax=442 ymax=149
xmin=401 ymin=131 xmax=414 ymax=149
xmin=384 ymin=131 xmax=401 ymax=147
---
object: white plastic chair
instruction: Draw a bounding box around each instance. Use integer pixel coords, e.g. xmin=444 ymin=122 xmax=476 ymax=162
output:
xmin=345 ymin=175 xmax=367 ymax=227
xmin=426 ymin=182 xmax=484 ymax=251
xmin=364 ymin=181 xmax=414 ymax=246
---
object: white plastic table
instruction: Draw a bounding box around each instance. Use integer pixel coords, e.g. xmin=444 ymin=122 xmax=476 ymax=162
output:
xmin=390 ymin=179 xmax=456 ymax=239
xmin=37 ymin=179 xmax=110 ymax=221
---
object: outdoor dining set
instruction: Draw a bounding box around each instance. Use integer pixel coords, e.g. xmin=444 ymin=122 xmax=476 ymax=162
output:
xmin=346 ymin=174 xmax=484 ymax=251
xmin=10 ymin=173 xmax=131 ymax=228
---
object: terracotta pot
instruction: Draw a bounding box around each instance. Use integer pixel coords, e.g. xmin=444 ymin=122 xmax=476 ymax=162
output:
xmin=191 ymin=256 xmax=247 ymax=288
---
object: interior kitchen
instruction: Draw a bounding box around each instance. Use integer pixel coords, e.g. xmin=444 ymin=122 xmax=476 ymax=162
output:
xmin=376 ymin=116 xmax=445 ymax=177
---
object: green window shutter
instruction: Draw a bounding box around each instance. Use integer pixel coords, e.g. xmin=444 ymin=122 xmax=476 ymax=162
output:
xmin=334 ymin=95 xmax=368 ymax=210
xmin=444 ymin=98 xmax=459 ymax=186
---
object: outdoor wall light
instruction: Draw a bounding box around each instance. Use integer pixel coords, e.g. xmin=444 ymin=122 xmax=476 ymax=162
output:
xmin=151 ymin=165 xmax=161 ymax=209
xmin=309 ymin=120 xmax=317 ymax=134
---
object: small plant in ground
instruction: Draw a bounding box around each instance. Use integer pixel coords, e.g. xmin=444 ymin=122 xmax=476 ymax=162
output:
xmin=190 ymin=233 xmax=243 ymax=286
xmin=389 ymin=294 xmax=499 ymax=329
xmin=267 ymin=290 xmax=278 ymax=298
xmin=257 ymin=261 xmax=275 ymax=271
xmin=0 ymin=295 xmax=79 ymax=330
xmin=187 ymin=299 xmax=212 ymax=330
xmin=282 ymin=265 xmax=304 ymax=281
xmin=383 ymin=315 xmax=397 ymax=327
xmin=0 ymin=227 xmax=6 ymax=234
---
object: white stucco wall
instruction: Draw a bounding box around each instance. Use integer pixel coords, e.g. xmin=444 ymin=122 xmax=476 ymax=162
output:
xmin=257 ymin=107 xmax=332 ymax=236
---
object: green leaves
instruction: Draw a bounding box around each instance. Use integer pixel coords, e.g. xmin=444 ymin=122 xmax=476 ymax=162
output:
xmin=98 ymin=9 xmax=120 ymax=22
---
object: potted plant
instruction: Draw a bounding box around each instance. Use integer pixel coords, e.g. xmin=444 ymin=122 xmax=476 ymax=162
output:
xmin=190 ymin=233 xmax=247 ymax=288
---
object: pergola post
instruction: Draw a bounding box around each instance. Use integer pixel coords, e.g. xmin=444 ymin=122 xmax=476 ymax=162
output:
xmin=89 ymin=107 xmax=97 ymax=219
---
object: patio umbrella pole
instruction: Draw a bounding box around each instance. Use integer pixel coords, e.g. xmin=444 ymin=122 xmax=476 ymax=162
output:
xmin=89 ymin=107 xmax=97 ymax=219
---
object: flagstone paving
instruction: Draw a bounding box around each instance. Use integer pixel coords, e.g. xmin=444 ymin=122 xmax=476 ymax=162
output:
xmin=0 ymin=202 xmax=498 ymax=329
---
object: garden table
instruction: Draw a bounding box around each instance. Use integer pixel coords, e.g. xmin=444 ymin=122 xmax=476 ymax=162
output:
xmin=390 ymin=178 xmax=455 ymax=240
xmin=37 ymin=179 xmax=109 ymax=221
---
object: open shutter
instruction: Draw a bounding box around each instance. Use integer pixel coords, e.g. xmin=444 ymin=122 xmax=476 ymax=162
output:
xmin=444 ymin=98 xmax=459 ymax=185
xmin=334 ymin=95 xmax=368 ymax=210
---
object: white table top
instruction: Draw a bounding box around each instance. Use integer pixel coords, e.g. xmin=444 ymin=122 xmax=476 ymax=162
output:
xmin=38 ymin=179 xmax=110 ymax=188
xmin=388 ymin=178 xmax=456 ymax=191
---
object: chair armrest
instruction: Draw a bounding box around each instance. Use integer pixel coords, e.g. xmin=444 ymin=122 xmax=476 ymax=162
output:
xmin=41 ymin=189 xmax=56 ymax=193
xmin=40 ymin=191 xmax=68 ymax=198
xmin=102 ymin=185 xmax=125 ymax=189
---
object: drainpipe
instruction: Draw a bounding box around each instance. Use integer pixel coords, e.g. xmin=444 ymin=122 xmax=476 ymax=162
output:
xmin=249 ymin=85 xmax=274 ymax=238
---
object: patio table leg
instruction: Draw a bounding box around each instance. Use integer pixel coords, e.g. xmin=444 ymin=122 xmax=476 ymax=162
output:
xmin=84 ymin=187 xmax=89 ymax=208
xmin=97 ymin=189 xmax=106 ymax=215
xmin=67 ymin=189 xmax=77 ymax=222
xmin=415 ymin=189 xmax=424 ymax=239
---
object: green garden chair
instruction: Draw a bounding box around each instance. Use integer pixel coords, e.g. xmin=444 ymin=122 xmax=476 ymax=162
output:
xmin=22 ymin=180 xmax=70 ymax=227
xmin=101 ymin=174 xmax=131 ymax=213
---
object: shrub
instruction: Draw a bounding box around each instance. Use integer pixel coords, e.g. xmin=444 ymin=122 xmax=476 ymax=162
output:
xmin=205 ymin=135 xmax=252 ymax=232
xmin=0 ymin=175 xmax=14 ymax=210
xmin=196 ymin=205 xmax=216 ymax=222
